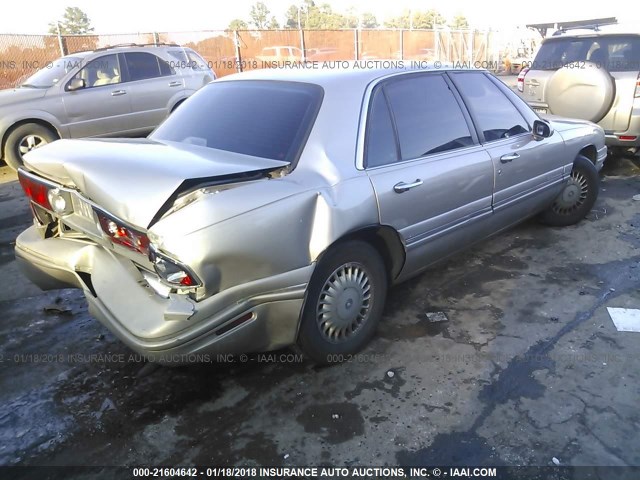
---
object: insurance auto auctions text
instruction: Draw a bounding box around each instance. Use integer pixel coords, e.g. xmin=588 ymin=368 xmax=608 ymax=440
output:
xmin=208 ymin=59 xmax=499 ymax=70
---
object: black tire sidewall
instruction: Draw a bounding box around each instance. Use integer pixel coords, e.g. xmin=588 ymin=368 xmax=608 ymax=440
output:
xmin=4 ymin=123 xmax=57 ymax=170
xmin=297 ymin=241 xmax=388 ymax=364
xmin=539 ymin=155 xmax=599 ymax=227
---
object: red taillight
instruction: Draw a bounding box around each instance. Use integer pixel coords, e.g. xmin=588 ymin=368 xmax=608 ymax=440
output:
xmin=96 ymin=211 xmax=150 ymax=255
xmin=517 ymin=67 xmax=529 ymax=93
xmin=635 ymin=75 xmax=640 ymax=98
xmin=18 ymin=171 xmax=51 ymax=210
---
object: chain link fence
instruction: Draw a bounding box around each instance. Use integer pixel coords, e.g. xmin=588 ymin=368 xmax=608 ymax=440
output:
xmin=1 ymin=29 xmax=508 ymax=89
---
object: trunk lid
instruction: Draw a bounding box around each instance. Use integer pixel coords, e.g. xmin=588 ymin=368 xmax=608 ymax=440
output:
xmin=23 ymin=137 xmax=289 ymax=228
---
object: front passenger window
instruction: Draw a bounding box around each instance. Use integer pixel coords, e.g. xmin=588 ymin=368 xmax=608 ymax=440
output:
xmin=451 ymin=73 xmax=530 ymax=142
xmin=71 ymin=54 xmax=121 ymax=88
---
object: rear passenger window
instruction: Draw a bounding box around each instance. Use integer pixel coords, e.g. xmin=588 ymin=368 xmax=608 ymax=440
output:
xmin=158 ymin=59 xmax=174 ymax=76
xmin=452 ymin=73 xmax=530 ymax=142
xmin=384 ymin=74 xmax=474 ymax=160
xmin=365 ymin=89 xmax=398 ymax=168
xmin=125 ymin=52 xmax=174 ymax=81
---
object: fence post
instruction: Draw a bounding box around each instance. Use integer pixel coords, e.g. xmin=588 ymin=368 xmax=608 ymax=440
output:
xmin=468 ymin=31 xmax=474 ymax=62
xmin=354 ymin=29 xmax=359 ymax=61
xmin=485 ymin=30 xmax=490 ymax=65
xmin=153 ymin=32 xmax=160 ymax=45
xmin=299 ymin=28 xmax=306 ymax=62
xmin=435 ymin=29 xmax=440 ymax=61
xmin=56 ymin=22 xmax=66 ymax=56
xmin=400 ymin=29 xmax=404 ymax=60
xmin=234 ymin=30 xmax=242 ymax=73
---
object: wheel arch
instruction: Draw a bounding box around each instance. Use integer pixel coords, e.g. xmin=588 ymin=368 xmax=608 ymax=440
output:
xmin=1 ymin=118 xmax=61 ymax=157
xmin=578 ymin=145 xmax=597 ymax=165
xmin=316 ymin=225 xmax=406 ymax=283
xmin=170 ymin=98 xmax=187 ymax=113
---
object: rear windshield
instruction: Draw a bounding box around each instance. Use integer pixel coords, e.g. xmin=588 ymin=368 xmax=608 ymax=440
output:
xmin=151 ymin=80 xmax=323 ymax=163
xmin=533 ymin=35 xmax=640 ymax=71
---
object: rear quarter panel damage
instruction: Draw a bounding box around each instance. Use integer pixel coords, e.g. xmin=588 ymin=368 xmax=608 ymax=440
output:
xmin=149 ymin=175 xmax=380 ymax=298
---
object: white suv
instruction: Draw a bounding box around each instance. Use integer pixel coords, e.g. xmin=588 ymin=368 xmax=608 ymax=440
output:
xmin=517 ymin=32 xmax=640 ymax=155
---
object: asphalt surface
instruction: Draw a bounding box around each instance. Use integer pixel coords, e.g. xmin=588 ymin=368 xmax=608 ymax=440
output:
xmin=0 ymin=154 xmax=639 ymax=473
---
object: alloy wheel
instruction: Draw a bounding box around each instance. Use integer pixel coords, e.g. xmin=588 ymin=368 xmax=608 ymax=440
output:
xmin=18 ymin=134 xmax=48 ymax=155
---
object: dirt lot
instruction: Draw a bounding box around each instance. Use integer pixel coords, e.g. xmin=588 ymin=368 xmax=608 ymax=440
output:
xmin=0 ymin=155 xmax=639 ymax=473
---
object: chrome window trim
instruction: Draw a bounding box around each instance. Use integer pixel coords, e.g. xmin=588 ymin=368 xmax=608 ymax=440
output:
xmin=363 ymin=143 xmax=487 ymax=172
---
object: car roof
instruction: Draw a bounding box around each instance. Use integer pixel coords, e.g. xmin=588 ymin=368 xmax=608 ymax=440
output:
xmin=63 ymin=51 xmax=94 ymax=59
xmin=218 ymin=62 xmax=482 ymax=89
xmin=547 ymin=29 xmax=640 ymax=40
xmin=67 ymin=43 xmax=184 ymax=56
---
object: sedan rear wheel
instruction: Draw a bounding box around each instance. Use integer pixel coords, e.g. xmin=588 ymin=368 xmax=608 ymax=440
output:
xmin=297 ymin=241 xmax=387 ymax=364
xmin=538 ymin=155 xmax=599 ymax=227
xmin=317 ymin=262 xmax=372 ymax=343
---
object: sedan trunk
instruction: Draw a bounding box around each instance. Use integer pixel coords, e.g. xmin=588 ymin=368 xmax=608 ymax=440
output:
xmin=22 ymin=138 xmax=289 ymax=228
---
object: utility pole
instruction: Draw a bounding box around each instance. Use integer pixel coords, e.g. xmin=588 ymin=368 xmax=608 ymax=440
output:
xmin=56 ymin=22 xmax=66 ymax=56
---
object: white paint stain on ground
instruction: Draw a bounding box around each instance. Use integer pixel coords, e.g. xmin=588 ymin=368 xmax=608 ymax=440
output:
xmin=607 ymin=308 xmax=640 ymax=332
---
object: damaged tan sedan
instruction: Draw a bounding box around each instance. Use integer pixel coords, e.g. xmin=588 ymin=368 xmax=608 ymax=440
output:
xmin=15 ymin=66 xmax=606 ymax=363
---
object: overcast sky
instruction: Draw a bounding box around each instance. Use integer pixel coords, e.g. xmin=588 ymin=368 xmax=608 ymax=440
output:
xmin=1 ymin=0 xmax=639 ymax=34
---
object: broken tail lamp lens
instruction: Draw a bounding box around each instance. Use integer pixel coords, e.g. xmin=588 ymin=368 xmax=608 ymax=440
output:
xmin=96 ymin=211 xmax=150 ymax=255
xmin=18 ymin=170 xmax=52 ymax=210
xmin=18 ymin=171 xmax=73 ymax=215
xmin=149 ymin=247 xmax=200 ymax=288
xmin=47 ymin=188 xmax=73 ymax=214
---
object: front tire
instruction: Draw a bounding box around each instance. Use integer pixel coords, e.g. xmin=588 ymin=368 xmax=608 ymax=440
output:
xmin=538 ymin=155 xmax=599 ymax=227
xmin=3 ymin=123 xmax=58 ymax=171
xmin=297 ymin=241 xmax=388 ymax=364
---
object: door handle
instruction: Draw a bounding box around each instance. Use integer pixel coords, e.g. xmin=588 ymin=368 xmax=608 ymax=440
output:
xmin=111 ymin=90 xmax=126 ymax=96
xmin=393 ymin=179 xmax=423 ymax=193
xmin=168 ymin=81 xmax=182 ymax=87
xmin=500 ymin=153 xmax=520 ymax=163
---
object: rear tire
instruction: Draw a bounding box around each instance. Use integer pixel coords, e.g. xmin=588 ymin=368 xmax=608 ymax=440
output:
xmin=297 ymin=241 xmax=387 ymax=364
xmin=538 ymin=155 xmax=599 ymax=227
xmin=3 ymin=123 xmax=58 ymax=171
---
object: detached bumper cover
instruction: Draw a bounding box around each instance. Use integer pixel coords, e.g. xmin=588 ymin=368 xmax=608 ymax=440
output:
xmin=15 ymin=226 xmax=313 ymax=363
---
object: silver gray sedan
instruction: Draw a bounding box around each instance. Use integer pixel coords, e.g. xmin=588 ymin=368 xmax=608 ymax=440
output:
xmin=15 ymin=65 xmax=607 ymax=364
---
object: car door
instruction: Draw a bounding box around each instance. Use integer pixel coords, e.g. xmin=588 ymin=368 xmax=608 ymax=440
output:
xmin=62 ymin=54 xmax=133 ymax=138
xmin=449 ymin=71 xmax=565 ymax=212
xmin=365 ymin=72 xmax=494 ymax=272
xmin=121 ymin=51 xmax=183 ymax=133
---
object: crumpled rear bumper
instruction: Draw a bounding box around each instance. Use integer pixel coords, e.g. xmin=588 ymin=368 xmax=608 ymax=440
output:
xmin=15 ymin=226 xmax=313 ymax=363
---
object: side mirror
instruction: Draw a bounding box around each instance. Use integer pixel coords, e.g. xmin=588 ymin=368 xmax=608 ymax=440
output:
xmin=533 ymin=119 xmax=553 ymax=140
xmin=66 ymin=78 xmax=86 ymax=91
